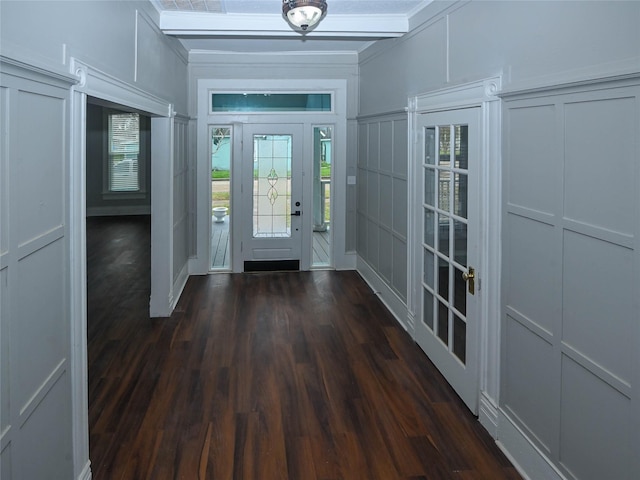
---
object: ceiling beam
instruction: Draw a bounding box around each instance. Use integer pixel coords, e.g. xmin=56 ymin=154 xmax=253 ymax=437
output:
xmin=158 ymin=11 xmax=409 ymax=38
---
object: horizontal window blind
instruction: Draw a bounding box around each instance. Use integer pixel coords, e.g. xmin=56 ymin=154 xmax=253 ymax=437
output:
xmin=109 ymin=113 xmax=140 ymax=192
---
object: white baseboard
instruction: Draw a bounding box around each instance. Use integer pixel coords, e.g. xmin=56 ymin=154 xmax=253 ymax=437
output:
xmin=171 ymin=262 xmax=189 ymax=311
xmin=478 ymin=391 xmax=499 ymax=438
xmin=77 ymin=461 xmax=92 ymax=480
xmin=356 ymin=255 xmax=409 ymax=332
xmin=497 ymin=410 xmax=567 ymax=480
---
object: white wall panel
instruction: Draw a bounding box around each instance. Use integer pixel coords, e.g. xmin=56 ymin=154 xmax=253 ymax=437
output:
xmin=392 ymin=119 xmax=408 ymax=178
xmin=15 ymin=240 xmax=67 ymax=404
xmin=1 ymin=86 xmax=8 ymax=255
xmin=502 ymin=80 xmax=640 ymax=480
xmin=505 ymin=214 xmax=557 ymax=335
xmin=507 ymin=104 xmax=558 ymax=216
xmin=379 ymin=121 xmax=393 ymax=174
xmin=564 ymin=97 xmax=636 ymax=236
xmin=560 ymin=356 xmax=633 ymax=480
xmin=392 ymin=235 xmax=407 ymax=299
xmin=18 ymin=373 xmax=72 ymax=480
xmin=16 ymin=91 xmax=65 ymax=244
xmin=379 ymin=175 xmax=392 ymax=229
xmin=378 ymin=228 xmax=392 ymax=282
xmin=504 ymin=315 xmax=555 ymax=454
xmin=562 ymin=231 xmax=634 ymax=385
xmin=1 ymin=60 xmax=75 ymax=480
xmin=392 ymin=178 xmax=407 ymax=239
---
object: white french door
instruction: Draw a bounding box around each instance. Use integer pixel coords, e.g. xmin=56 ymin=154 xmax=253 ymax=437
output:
xmin=415 ymin=108 xmax=481 ymax=412
xmin=241 ymin=123 xmax=304 ymax=268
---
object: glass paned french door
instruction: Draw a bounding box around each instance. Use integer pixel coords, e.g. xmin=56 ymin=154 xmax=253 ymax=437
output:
xmin=415 ymin=108 xmax=480 ymax=413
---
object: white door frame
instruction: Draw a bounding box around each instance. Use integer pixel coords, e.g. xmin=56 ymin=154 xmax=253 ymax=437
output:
xmin=69 ymin=58 xmax=174 ymax=479
xmin=195 ymin=79 xmax=348 ymax=274
xmin=408 ymin=77 xmax=502 ymax=429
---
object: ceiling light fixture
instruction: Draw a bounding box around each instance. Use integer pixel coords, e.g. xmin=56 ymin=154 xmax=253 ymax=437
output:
xmin=282 ymin=0 xmax=327 ymax=31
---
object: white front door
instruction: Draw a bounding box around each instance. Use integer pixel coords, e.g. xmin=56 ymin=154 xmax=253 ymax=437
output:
xmin=242 ymin=123 xmax=304 ymax=269
xmin=415 ymin=108 xmax=481 ymax=412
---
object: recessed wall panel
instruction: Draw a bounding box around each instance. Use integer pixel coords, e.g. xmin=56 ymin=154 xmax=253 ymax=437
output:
xmin=366 ymin=218 xmax=379 ymax=267
xmin=15 ymin=239 xmax=66 ymax=405
xmin=367 ymin=170 xmax=379 ymax=219
xmin=1 ymin=267 xmax=9 ymax=434
xmin=392 ymin=235 xmax=407 ymax=300
xmin=1 ymin=87 xmax=8 ymax=255
xmin=367 ymin=123 xmax=379 ymax=169
xmin=564 ymin=97 xmax=635 ymax=236
xmin=358 ymin=124 xmax=368 ymax=168
xmin=562 ymin=231 xmax=634 ymax=383
xmin=379 ymin=175 xmax=392 ymax=229
xmin=17 ymin=91 xmax=65 ymax=245
xmin=357 ymin=167 xmax=367 ymax=217
xmin=379 ymin=121 xmax=393 ymax=174
xmin=392 ymin=177 xmax=407 ymax=238
xmin=379 ymin=228 xmax=392 ymax=282
xmin=560 ymin=356 xmax=632 ymax=480
xmin=392 ymin=119 xmax=408 ymax=177
xmin=504 ymin=315 xmax=555 ymax=454
xmin=507 ymin=105 xmax=557 ymax=215
xmin=19 ymin=372 xmax=72 ymax=480
xmin=505 ymin=213 xmax=557 ymax=334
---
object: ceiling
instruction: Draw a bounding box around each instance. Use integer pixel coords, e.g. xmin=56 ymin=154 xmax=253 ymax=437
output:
xmin=150 ymin=0 xmax=431 ymax=54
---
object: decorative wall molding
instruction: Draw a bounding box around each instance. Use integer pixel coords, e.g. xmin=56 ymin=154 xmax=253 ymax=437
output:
xmin=1 ymin=53 xmax=77 ymax=87
xmin=499 ymin=57 xmax=640 ymax=99
xmin=70 ymin=57 xmax=172 ymax=117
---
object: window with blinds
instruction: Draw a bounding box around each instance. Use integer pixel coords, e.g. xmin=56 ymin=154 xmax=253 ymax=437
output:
xmin=108 ymin=113 xmax=140 ymax=192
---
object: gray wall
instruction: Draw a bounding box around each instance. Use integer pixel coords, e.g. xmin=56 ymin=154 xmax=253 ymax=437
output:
xmin=0 ymin=1 xmax=188 ymax=478
xmin=357 ymin=1 xmax=640 ymax=479
xmin=86 ymin=103 xmax=152 ymax=216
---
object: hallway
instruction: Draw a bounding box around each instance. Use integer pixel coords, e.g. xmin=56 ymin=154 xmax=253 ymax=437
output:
xmin=87 ymin=216 xmax=521 ymax=479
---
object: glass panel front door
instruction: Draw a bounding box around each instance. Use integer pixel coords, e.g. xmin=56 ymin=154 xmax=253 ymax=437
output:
xmin=242 ymin=124 xmax=303 ymax=267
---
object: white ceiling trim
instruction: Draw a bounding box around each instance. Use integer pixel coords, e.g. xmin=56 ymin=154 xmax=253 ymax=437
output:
xmin=158 ymin=11 xmax=409 ymax=37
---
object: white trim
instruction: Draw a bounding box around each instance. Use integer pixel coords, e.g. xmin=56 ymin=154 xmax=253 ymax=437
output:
xmin=69 ymin=73 xmax=91 ymax=480
xmin=159 ymin=11 xmax=408 ymax=38
xmin=76 ymin=461 xmax=92 ymax=480
xmin=497 ymin=410 xmax=568 ymax=480
xmin=357 ymin=255 xmax=410 ymax=333
xmin=70 ymin=58 xmax=172 ymax=117
xmin=499 ymin=57 xmax=640 ymax=99
xmin=479 ymin=391 xmax=499 ymax=437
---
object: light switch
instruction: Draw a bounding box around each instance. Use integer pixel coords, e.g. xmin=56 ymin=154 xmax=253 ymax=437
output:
xmin=347 ymin=175 xmax=356 ymax=185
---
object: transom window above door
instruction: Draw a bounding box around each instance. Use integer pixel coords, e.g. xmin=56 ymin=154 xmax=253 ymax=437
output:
xmin=210 ymin=93 xmax=332 ymax=113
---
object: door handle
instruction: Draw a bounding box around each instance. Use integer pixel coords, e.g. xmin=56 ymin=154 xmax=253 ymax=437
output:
xmin=462 ymin=267 xmax=475 ymax=295
xmin=291 ymin=210 xmax=302 ymax=216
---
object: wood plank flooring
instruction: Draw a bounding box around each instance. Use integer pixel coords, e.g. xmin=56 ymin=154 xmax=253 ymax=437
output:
xmin=87 ymin=215 xmax=522 ymax=480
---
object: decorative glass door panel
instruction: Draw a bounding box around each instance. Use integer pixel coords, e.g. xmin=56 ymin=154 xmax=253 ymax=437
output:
xmin=242 ymin=124 xmax=303 ymax=266
xmin=253 ymin=135 xmax=292 ymax=238
xmin=415 ymin=108 xmax=480 ymax=413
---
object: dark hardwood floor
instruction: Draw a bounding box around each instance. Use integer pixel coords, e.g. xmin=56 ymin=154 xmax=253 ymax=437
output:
xmin=87 ymin=215 xmax=522 ymax=480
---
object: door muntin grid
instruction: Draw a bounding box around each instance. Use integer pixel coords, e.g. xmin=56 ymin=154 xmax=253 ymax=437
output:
xmin=422 ymin=124 xmax=469 ymax=364
xmin=252 ymin=134 xmax=292 ymax=238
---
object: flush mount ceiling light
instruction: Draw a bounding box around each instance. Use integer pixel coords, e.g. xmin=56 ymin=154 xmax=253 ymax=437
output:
xmin=282 ymin=0 xmax=328 ymax=31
